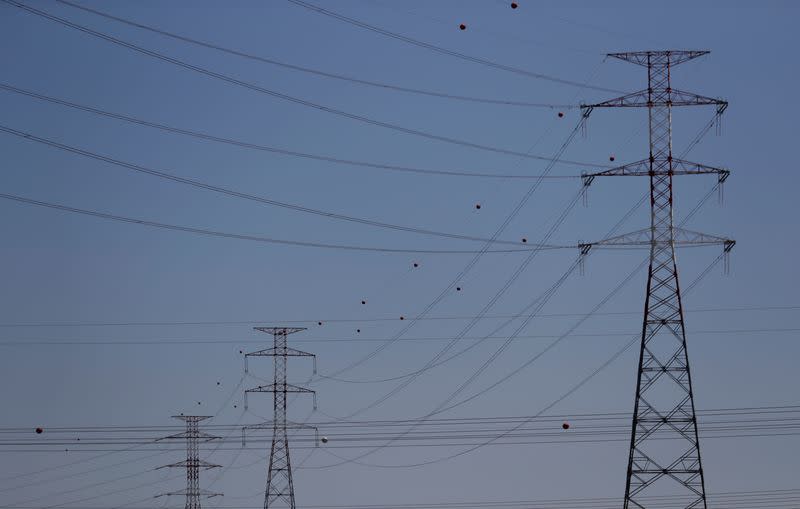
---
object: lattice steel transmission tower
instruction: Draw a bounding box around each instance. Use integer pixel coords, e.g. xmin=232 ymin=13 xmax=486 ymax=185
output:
xmin=156 ymin=415 xmax=222 ymax=509
xmin=244 ymin=327 xmax=316 ymax=509
xmin=580 ymin=51 xmax=734 ymax=509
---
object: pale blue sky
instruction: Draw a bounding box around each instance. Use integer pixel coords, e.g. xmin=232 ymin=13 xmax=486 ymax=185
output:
xmin=0 ymin=1 xmax=798 ymax=507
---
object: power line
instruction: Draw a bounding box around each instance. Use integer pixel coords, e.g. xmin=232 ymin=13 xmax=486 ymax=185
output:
xmin=2 ymin=0 xmax=603 ymax=168
xmin=285 ymin=0 xmax=623 ymax=94
xmin=305 ymin=71 xmax=721 ymax=404
xmin=4 ymin=404 xmax=798 ymax=432
xmin=2 ymin=326 xmax=796 ymax=347
xmin=3 ymin=431 xmax=797 ymax=453
xmin=306 ymin=249 xmax=730 ymax=469
xmin=0 ymin=192 xmax=548 ymax=255
xmin=0 ymin=304 xmax=794 ymax=328
xmin=5 ymin=487 xmax=800 ymax=509
xmin=54 ymin=0 xmax=576 ymax=109
xmin=318 ymin=114 xmax=590 ymax=385
xmin=0 ymin=83 xmax=582 ymax=180
xmin=0 ymin=124 xmax=566 ymax=248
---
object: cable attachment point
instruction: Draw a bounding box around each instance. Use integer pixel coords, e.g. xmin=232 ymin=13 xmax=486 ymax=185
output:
xmin=717 ymin=169 xmax=730 ymax=205
xmin=578 ymin=243 xmax=592 ymax=276
xmin=581 ymin=173 xmax=595 ymax=207
xmin=715 ymin=102 xmax=727 ymax=136
xmin=578 ymin=104 xmax=593 ymax=139
xmin=723 ymin=240 xmax=735 ymax=275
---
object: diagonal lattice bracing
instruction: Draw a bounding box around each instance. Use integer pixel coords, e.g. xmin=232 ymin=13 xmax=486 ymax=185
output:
xmin=579 ymin=50 xmax=734 ymax=508
xmin=245 ymin=327 xmax=316 ymax=509
xmin=156 ymin=416 xmax=221 ymax=509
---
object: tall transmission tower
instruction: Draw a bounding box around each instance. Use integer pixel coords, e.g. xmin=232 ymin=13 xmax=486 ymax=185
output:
xmin=580 ymin=51 xmax=734 ymax=509
xmin=156 ymin=415 xmax=222 ymax=509
xmin=244 ymin=327 xmax=316 ymax=509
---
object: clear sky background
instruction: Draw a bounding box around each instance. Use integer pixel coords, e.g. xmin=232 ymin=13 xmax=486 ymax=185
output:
xmin=0 ymin=0 xmax=798 ymax=507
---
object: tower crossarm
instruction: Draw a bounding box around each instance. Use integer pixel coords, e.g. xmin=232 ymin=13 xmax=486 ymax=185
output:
xmin=579 ymin=227 xmax=735 ymax=251
xmin=156 ymin=489 xmax=223 ymax=499
xmin=254 ymin=326 xmax=306 ymax=336
xmin=246 ymin=347 xmax=315 ymax=358
xmin=244 ymin=383 xmax=317 ymax=411
xmin=581 ymin=158 xmax=729 ymax=183
xmin=245 ymin=383 xmax=315 ymax=394
xmin=244 ymin=327 xmax=316 ymax=374
xmin=157 ymin=431 xmax=219 ymax=442
xmin=609 ymin=50 xmax=710 ymax=66
xmin=156 ymin=459 xmax=221 ymax=470
xmin=582 ymin=88 xmax=725 ymax=110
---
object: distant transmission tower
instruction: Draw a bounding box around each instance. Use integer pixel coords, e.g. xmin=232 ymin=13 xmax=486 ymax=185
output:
xmin=156 ymin=415 xmax=222 ymax=509
xmin=580 ymin=51 xmax=734 ymax=508
xmin=244 ymin=327 xmax=316 ymax=509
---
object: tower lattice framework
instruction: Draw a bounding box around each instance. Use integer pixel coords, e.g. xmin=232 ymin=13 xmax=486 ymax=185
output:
xmin=245 ymin=327 xmax=316 ymax=509
xmin=581 ymin=51 xmax=733 ymax=509
xmin=156 ymin=415 xmax=222 ymax=509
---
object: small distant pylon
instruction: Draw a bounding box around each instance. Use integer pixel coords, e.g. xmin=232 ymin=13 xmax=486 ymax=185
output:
xmin=244 ymin=327 xmax=316 ymax=509
xmin=155 ymin=415 xmax=222 ymax=509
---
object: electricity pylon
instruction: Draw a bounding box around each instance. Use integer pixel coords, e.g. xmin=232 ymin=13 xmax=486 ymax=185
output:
xmin=156 ymin=415 xmax=222 ymax=509
xmin=244 ymin=327 xmax=316 ymax=509
xmin=580 ymin=51 xmax=733 ymax=509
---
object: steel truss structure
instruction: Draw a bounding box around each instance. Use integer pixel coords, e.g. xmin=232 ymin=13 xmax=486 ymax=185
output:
xmin=156 ymin=415 xmax=222 ymax=509
xmin=580 ymin=50 xmax=733 ymax=509
xmin=245 ymin=327 xmax=316 ymax=509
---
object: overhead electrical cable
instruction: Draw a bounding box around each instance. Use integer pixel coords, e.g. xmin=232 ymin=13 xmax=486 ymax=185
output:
xmin=54 ymin=0 xmax=575 ymax=109
xmin=0 ymin=376 xmax=246 ymax=500
xmin=4 ymin=488 xmax=800 ymax=509
xmin=322 ymin=188 xmax=584 ymax=392
xmin=432 ymin=176 xmax=729 ymax=416
xmin=0 ymin=83 xmax=580 ymax=181
xmin=2 ymin=0 xmax=603 ymax=168
xmin=308 ymin=249 xmax=730 ymax=469
xmin=0 ymin=304 xmax=793 ymax=329
xmin=0 ymin=124 xmax=561 ymax=249
xmin=3 ymin=404 xmax=797 ymax=433
xmin=0 ymin=192 xmax=549 ymax=255
xmin=318 ymin=113 xmax=590 ymax=383
xmin=284 ymin=0 xmax=623 ymax=94
xmin=2 ymin=326 xmax=796 ymax=347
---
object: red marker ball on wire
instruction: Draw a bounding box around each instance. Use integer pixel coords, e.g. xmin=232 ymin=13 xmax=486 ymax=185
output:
xmin=511 ymin=2 xmax=518 ymax=8
xmin=558 ymin=112 xmax=564 ymax=118
xmin=459 ymin=23 xmax=466 ymax=30
xmin=562 ymin=422 xmax=570 ymax=430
